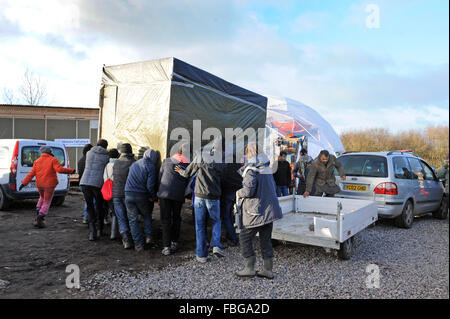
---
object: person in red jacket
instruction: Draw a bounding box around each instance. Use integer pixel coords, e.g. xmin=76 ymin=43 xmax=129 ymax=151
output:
xmin=19 ymin=146 xmax=75 ymax=228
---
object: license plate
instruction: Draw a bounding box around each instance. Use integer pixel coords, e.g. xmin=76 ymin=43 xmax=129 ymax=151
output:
xmin=344 ymin=184 xmax=367 ymax=191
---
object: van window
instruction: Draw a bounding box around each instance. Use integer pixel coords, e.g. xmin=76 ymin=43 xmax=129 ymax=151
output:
xmin=21 ymin=146 xmax=65 ymax=167
xmin=393 ymin=157 xmax=413 ymax=179
xmin=407 ymin=158 xmax=425 ymax=180
xmin=337 ymin=155 xmax=388 ymax=177
xmin=0 ymin=147 xmax=9 ymax=168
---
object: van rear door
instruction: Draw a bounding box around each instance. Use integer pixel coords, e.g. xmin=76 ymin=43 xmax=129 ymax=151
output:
xmin=17 ymin=141 xmax=69 ymax=192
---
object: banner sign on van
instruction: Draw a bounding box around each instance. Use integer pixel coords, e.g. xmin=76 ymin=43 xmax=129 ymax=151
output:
xmin=54 ymin=139 xmax=91 ymax=148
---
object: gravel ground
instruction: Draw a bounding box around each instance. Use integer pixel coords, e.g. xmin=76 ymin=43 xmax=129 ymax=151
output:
xmin=74 ymin=214 xmax=449 ymax=299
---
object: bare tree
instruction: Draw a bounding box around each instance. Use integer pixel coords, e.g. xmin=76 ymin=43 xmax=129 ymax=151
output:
xmin=18 ymin=68 xmax=48 ymax=105
xmin=2 ymin=88 xmax=18 ymax=104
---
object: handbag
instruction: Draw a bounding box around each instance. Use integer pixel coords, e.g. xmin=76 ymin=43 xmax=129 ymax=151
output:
xmin=101 ymin=178 xmax=113 ymax=201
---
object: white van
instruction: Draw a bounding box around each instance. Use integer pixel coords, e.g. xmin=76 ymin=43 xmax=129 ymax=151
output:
xmin=0 ymin=139 xmax=71 ymax=210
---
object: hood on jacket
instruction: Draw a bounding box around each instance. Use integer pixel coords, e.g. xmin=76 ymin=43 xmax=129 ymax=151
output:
xmin=90 ymin=145 xmax=108 ymax=155
xmin=239 ymin=153 xmax=271 ymax=176
xmin=143 ymin=149 xmax=158 ymax=165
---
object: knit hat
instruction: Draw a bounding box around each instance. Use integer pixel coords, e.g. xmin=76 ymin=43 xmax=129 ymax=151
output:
xmin=82 ymin=144 xmax=93 ymax=156
xmin=108 ymin=148 xmax=120 ymax=159
xmin=138 ymin=146 xmax=149 ymax=159
xmin=120 ymin=143 xmax=133 ymax=154
xmin=40 ymin=146 xmax=53 ymax=155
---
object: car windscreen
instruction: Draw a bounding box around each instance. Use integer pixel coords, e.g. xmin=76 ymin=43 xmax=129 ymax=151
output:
xmin=337 ymin=155 xmax=388 ymax=178
xmin=21 ymin=146 xmax=65 ymax=167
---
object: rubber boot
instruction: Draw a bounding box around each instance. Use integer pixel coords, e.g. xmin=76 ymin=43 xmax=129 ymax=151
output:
xmin=121 ymin=232 xmax=132 ymax=249
xmin=89 ymin=223 xmax=97 ymax=241
xmin=96 ymin=220 xmax=104 ymax=238
xmin=110 ymin=215 xmax=118 ymax=240
xmin=235 ymin=256 xmax=256 ymax=277
xmin=256 ymin=258 xmax=274 ymax=279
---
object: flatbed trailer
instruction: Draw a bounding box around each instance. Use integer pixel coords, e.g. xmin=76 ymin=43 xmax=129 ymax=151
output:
xmin=271 ymin=195 xmax=378 ymax=259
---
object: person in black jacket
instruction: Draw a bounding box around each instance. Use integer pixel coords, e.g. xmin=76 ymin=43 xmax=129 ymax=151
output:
xmin=220 ymin=159 xmax=243 ymax=246
xmin=78 ymin=143 xmax=93 ymax=224
xmin=273 ymin=151 xmax=292 ymax=197
xmin=157 ymin=145 xmax=190 ymax=256
xmin=112 ymin=143 xmax=136 ymax=249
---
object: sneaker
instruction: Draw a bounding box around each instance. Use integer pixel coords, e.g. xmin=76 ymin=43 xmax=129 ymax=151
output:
xmin=196 ymin=256 xmax=208 ymax=263
xmin=162 ymin=247 xmax=171 ymax=256
xmin=213 ymin=246 xmax=225 ymax=258
xmin=135 ymin=247 xmax=144 ymax=253
xmin=170 ymin=242 xmax=179 ymax=252
xmin=82 ymin=216 xmax=88 ymax=224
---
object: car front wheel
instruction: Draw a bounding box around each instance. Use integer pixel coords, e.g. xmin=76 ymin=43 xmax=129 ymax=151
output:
xmin=432 ymin=195 xmax=449 ymax=220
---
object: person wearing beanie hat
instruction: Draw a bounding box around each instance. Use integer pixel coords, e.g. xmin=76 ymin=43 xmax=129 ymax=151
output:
xmin=19 ymin=146 xmax=75 ymax=228
xmin=112 ymin=143 xmax=136 ymax=248
xmin=137 ymin=146 xmax=149 ymax=159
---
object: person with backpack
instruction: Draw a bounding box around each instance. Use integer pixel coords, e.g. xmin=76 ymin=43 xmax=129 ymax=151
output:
xmin=235 ymin=143 xmax=283 ymax=279
xmin=124 ymin=149 xmax=158 ymax=252
xmin=112 ymin=143 xmax=136 ymax=248
xmin=19 ymin=146 xmax=75 ymax=228
xmin=157 ymin=145 xmax=190 ymax=255
xmin=80 ymin=139 xmax=110 ymax=241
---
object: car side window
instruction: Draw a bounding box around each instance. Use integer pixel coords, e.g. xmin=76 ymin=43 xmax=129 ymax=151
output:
xmin=407 ymin=158 xmax=425 ymax=180
xmin=420 ymin=160 xmax=437 ymax=181
xmin=393 ymin=157 xmax=412 ymax=179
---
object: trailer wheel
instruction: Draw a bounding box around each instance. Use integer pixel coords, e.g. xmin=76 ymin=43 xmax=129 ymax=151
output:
xmin=0 ymin=187 xmax=9 ymax=211
xmin=338 ymin=237 xmax=354 ymax=260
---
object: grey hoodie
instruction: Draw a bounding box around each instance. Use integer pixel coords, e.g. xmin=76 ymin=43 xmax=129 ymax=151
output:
xmin=237 ymin=154 xmax=283 ymax=228
xmin=80 ymin=146 xmax=109 ymax=188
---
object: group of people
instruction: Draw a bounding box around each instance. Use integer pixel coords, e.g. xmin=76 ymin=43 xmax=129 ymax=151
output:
xmin=272 ymin=148 xmax=346 ymax=198
xmin=75 ymin=139 xmax=283 ymax=279
xmin=18 ymin=137 xmax=353 ymax=279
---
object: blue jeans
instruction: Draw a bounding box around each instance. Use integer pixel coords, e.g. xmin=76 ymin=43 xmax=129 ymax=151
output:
xmin=125 ymin=192 xmax=154 ymax=249
xmin=113 ymin=197 xmax=129 ymax=234
xmin=276 ymin=186 xmax=289 ymax=197
xmin=194 ymin=197 xmax=222 ymax=258
xmin=220 ymin=192 xmax=238 ymax=243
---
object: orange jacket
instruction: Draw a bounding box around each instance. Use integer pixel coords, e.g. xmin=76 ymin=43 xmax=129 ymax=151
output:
xmin=22 ymin=153 xmax=74 ymax=189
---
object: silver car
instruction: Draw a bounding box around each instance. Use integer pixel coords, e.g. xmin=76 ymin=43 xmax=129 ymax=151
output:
xmin=335 ymin=151 xmax=447 ymax=228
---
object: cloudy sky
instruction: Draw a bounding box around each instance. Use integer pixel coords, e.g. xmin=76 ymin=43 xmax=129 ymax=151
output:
xmin=0 ymin=0 xmax=448 ymax=133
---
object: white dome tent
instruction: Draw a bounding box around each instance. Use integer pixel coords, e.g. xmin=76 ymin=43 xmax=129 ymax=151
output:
xmin=264 ymin=96 xmax=345 ymax=162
